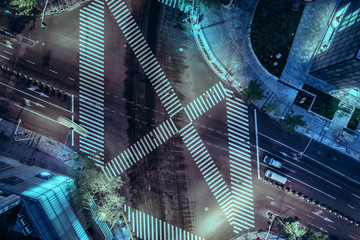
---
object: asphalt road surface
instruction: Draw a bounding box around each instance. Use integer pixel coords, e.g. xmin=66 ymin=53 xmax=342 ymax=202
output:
xmin=0 ymin=0 xmax=359 ymax=239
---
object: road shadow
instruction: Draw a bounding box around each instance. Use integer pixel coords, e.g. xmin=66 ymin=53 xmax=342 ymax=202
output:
xmin=7 ymin=15 xmax=36 ymax=34
xmin=42 ymin=50 xmax=52 ymax=69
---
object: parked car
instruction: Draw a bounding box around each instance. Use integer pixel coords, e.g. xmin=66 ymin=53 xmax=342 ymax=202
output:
xmin=264 ymin=156 xmax=283 ymax=168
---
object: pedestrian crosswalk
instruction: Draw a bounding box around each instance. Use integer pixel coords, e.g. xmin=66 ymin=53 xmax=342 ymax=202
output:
xmin=79 ymin=0 xmax=105 ymax=166
xmin=104 ymin=82 xmax=227 ymax=178
xmin=123 ymin=204 xmax=204 ymax=240
xmin=225 ymin=89 xmax=255 ymax=233
xmin=179 ymin=122 xmax=233 ymax=224
xmin=104 ymin=118 xmax=178 ymax=178
xmin=184 ymin=82 xmax=226 ymax=122
xmin=157 ymin=0 xmax=179 ymax=8
xmin=106 ymin=0 xmax=183 ymax=118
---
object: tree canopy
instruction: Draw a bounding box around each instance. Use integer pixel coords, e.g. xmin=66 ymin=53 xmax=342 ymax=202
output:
xmin=9 ymin=0 xmax=37 ymax=15
xmin=242 ymin=80 xmax=265 ymax=103
xmin=281 ymin=113 xmax=307 ymax=134
xmin=283 ymin=221 xmax=307 ymax=240
xmin=68 ymin=153 xmax=125 ymax=228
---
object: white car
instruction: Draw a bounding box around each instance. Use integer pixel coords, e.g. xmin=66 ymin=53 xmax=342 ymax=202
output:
xmin=264 ymin=156 xmax=283 ymax=168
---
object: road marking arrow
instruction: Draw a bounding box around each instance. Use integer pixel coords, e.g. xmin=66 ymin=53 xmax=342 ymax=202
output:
xmin=324 ymin=217 xmax=333 ymax=223
xmin=0 ymin=40 xmax=13 ymax=49
xmin=312 ymin=210 xmax=323 ymax=216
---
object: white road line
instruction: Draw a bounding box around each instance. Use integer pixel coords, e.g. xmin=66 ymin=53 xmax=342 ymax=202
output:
xmin=327 ymin=225 xmax=336 ymax=230
xmin=26 ymin=59 xmax=36 ymax=65
xmin=259 ymin=132 xmax=360 ymax=186
xmin=306 ymin=214 xmax=315 ymax=219
xmin=347 ymin=204 xmax=355 ymax=209
xmin=265 ymin=195 xmax=273 ymax=200
xmin=254 ymin=109 xmax=260 ymax=179
xmin=259 ymin=147 xmax=342 ymax=189
xmin=68 ymin=77 xmax=75 ymax=81
xmin=0 ymin=81 xmax=71 ymax=113
xmin=3 ymin=50 xmax=12 ymax=55
xmin=0 ymin=54 xmax=10 ymax=60
xmin=348 ymin=235 xmax=356 ymax=240
xmin=14 ymin=104 xmax=61 ymax=125
xmin=353 ymin=193 xmax=360 ymax=199
xmin=49 ymin=69 xmax=58 ymax=74
xmin=286 ymin=205 xmax=294 ymax=209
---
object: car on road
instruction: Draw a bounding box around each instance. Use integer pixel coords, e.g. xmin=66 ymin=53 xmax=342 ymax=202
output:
xmin=265 ymin=170 xmax=287 ymax=184
xmin=264 ymin=156 xmax=283 ymax=168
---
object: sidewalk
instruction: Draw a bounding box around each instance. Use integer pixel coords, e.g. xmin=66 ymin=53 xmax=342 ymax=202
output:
xmin=234 ymin=230 xmax=285 ymax=240
xmin=0 ymin=117 xmax=75 ymax=175
xmin=192 ymin=0 xmax=360 ymax=160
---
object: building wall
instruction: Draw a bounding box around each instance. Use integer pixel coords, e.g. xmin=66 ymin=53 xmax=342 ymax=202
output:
xmin=309 ymin=0 xmax=360 ymax=88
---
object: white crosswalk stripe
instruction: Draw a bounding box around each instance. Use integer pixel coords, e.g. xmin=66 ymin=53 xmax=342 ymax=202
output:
xmin=106 ymin=0 xmax=183 ymax=117
xmin=185 ymin=82 xmax=226 ymax=122
xmin=79 ymin=0 xmax=105 ymax=166
xmin=224 ymin=88 xmax=255 ymax=233
xmin=179 ymin=123 xmax=233 ymax=225
xmin=104 ymin=118 xmax=178 ymax=177
xmin=158 ymin=0 xmax=179 ymax=8
xmin=123 ymin=204 xmax=204 ymax=240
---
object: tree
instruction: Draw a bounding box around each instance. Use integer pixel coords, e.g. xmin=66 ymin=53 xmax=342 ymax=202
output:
xmin=306 ymin=231 xmax=329 ymax=240
xmin=177 ymin=0 xmax=220 ymax=14
xmin=68 ymin=153 xmax=125 ymax=229
xmin=242 ymin=80 xmax=265 ymax=103
xmin=283 ymin=221 xmax=307 ymax=240
xmin=9 ymin=0 xmax=37 ymax=15
xmin=281 ymin=113 xmax=307 ymax=134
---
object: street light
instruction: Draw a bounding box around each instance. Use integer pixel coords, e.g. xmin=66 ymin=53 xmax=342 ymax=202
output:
xmin=63 ymin=127 xmax=74 ymax=152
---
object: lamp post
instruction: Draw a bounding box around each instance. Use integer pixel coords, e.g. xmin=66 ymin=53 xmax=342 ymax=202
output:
xmin=41 ymin=0 xmax=50 ymax=29
xmin=297 ymin=136 xmax=313 ymax=159
xmin=63 ymin=127 xmax=73 ymax=152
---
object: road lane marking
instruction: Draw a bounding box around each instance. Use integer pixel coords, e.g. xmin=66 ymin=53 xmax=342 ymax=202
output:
xmin=347 ymin=204 xmax=355 ymax=209
xmin=49 ymin=69 xmax=58 ymax=74
xmin=254 ymin=109 xmax=260 ymax=180
xmin=353 ymin=193 xmax=360 ymax=199
xmin=0 ymin=81 xmax=71 ymax=113
xmin=26 ymin=59 xmax=35 ymax=65
xmin=283 ymin=166 xmax=295 ymax=173
xmin=265 ymin=195 xmax=273 ymax=200
xmin=349 ymin=235 xmax=356 ymax=239
xmin=307 ymin=222 xmax=328 ymax=233
xmin=306 ymin=214 xmax=315 ymax=219
xmin=258 ymin=132 xmax=360 ymax=186
xmin=286 ymin=205 xmax=294 ymax=209
xmin=68 ymin=77 xmax=75 ymax=81
xmin=0 ymin=54 xmax=9 ymax=60
xmin=328 ymin=225 xmax=336 ymax=229
xmin=260 ymin=147 xmax=342 ymax=189
xmin=14 ymin=104 xmax=62 ymax=125
xmin=3 ymin=50 xmax=12 ymax=55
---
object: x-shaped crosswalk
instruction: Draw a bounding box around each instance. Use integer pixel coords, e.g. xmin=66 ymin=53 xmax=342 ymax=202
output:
xmin=78 ymin=0 xmax=255 ymax=237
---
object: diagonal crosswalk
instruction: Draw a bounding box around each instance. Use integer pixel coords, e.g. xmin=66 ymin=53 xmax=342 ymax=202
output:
xmin=104 ymin=82 xmax=225 ymax=177
xmin=157 ymin=0 xmax=179 ymax=8
xmin=225 ymin=89 xmax=255 ymax=233
xmin=105 ymin=118 xmax=178 ymax=177
xmin=106 ymin=0 xmax=183 ymax=118
xmin=79 ymin=0 xmax=105 ymax=166
xmin=123 ymin=204 xmax=204 ymax=240
xmin=179 ymin=122 xmax=233 ymax=223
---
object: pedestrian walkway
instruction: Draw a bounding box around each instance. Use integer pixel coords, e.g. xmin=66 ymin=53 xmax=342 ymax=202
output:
xmin=225 ymin=88 xmax=255 ymax=233
xmin=106 ymin=0 xmax=183 ymax=118
xmin=179 ymin=122 xmax=233 ymax=224
xmin=105 ymin=118 xmax=178 ymax=177
xmin=123 ymin=204 xmax=205 ymax=240
xmin=78 ymin=0 xmax=105 ymax=167
xmin=104 ymin=82 xmax=227 ymax=178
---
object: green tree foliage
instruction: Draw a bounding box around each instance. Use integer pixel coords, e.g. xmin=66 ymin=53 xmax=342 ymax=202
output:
xmin=284 ymin=221 xmax=307 ymax=240
xmin=265 ymin=101 xmax=280 ymax=114
xmin=242 ymin=80 xmax=265 ymax=103
xmin=306 ymin=231 xmax=329 ymax=240
xmin=10 ymin=0 xmax=36 ymax=15
xmin=177 ymin=0 xmax=220 ymax=14
xmin=68 ymin=153 xmax=125 ymax=228
xmin=281 ymin=113 xmax=307 ymax=134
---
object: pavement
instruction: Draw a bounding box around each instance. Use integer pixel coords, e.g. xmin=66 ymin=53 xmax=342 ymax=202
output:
xmin=0 ymin=117 xmax=75 ymax=175
xmin=190 ymin=0 xmax=360 ymax=160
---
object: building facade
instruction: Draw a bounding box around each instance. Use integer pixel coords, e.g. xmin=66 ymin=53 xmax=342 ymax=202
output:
xmin=309 ymin=0 xmax=360 ymax=89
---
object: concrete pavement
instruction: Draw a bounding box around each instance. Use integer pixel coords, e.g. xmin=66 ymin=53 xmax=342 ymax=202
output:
xmin=190 ymin=0 xmax=360 ymax=160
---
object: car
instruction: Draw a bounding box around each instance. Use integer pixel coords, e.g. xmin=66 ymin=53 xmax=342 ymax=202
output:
xmin=264 ymin=156 xmax=283 ymax=168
